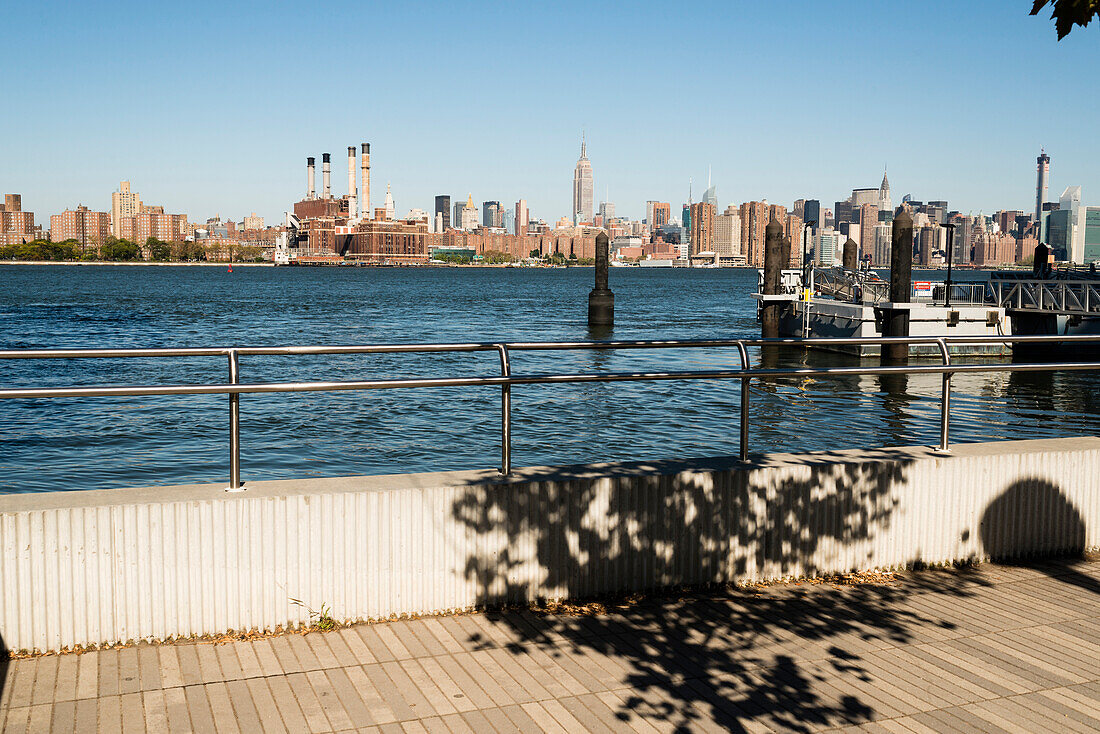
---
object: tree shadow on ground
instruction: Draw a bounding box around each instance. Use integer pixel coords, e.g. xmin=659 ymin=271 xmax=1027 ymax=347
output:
xmin=451 ymin=453 xmax=991 ymax=732
xmin=980 ymin=476 xmax=1100 ymax=597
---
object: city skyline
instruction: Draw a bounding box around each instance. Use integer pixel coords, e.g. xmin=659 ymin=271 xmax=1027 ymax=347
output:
xmin=4 ymin=2 xmax=1100 ymax=225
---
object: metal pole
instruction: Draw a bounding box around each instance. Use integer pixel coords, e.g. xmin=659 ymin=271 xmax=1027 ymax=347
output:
xmin=227 ymin=350 xmax=243 ymax=491
xmin=935 ymin=338 xmax=951 ymax=453
xmin=497 ymin=344 xmax=511 ymax=475
xmin=942 ymin=223 xmax=956 ymax=308
xmin=737 ymin=342 xmax=750 ymax=461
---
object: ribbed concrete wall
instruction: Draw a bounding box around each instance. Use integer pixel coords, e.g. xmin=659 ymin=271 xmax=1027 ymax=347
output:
xmin=1 ymin=437 xmax=1098 ymax=653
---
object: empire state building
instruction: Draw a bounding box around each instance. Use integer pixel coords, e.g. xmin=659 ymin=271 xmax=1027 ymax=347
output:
xmin=572 ymin=135 xmax=594 ymax=225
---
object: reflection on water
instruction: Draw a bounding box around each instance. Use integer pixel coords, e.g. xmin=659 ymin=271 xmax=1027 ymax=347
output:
xmin=1 ymin=264 xmax=1098 ymax=493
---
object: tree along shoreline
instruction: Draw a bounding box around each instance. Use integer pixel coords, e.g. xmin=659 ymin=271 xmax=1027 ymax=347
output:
xmin=0 ymin=236 xmax=268 ymax=263
xmin=0 ymin=260 xmax=273 ymax=267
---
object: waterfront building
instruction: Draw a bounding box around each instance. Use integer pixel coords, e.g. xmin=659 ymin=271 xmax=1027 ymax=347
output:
xmin=689 ymin=202 xmax=715 ymax=258
xmin=572 ymin=135 xmax=593 ymax=224
xmin=715 ymin=206 xmax=741 ymax=259
xmin=50 ymin=206 xmax=108 ymax=249
xmin=111 ymin=182 xmax=142 ymax=238
xmin=435 ymin=195 xmax=451 ymax=231
xmin=739 ymin=201 xmax=771 ymax=268
xmin=1036 ymin=149 xmax=1050 ymax=223
xmin=243 ymin=213 xmax=264 ymax=231
xmin=974 ymin=230 xmax=1017 ymax=266
xmin=128 ymin=212 xmax=189 ymax=245
xmin=0 ymin=194 xmax=35 ymax=246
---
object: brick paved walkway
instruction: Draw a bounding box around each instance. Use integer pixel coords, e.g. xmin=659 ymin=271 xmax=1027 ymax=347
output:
xmin=2 ymin=559 xmax=1099 ymax=733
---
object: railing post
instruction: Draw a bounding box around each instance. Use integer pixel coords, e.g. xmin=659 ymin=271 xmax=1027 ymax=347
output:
xmin=737 ymin=342 xmax=750 ymax=461
xmin=227 ymin=349 xmax=243 ymax=491
xmin=935 ymin=338 xmax=951 ymax=453
xmin=496 ymin=345 xmax=511 ymax=475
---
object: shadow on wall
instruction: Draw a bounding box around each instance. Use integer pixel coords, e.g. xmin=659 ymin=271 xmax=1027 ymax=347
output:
xmin=980 ymin=476 xmax=1099 ymax=596
xmin=0 ymin=632 xmax=8 ymax=708
xmin=980 ymin=477 xmax=1085 ymax=560
xmin=450 ymin=455 xmax=989 ymax=731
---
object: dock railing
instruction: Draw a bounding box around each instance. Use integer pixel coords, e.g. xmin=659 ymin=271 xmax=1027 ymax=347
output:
xmin=1 ymin=335 xmax=1099 ymax=490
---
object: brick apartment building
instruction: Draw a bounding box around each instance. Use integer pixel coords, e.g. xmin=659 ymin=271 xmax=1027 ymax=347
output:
xmin=50 ymin=206 xmax=109 ymax=249
xmin=0 ymin=194 xmax=35 ymax=246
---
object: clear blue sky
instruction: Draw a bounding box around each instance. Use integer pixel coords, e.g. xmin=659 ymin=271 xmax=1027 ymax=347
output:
xmin=4 ymin=1 xmax=1098 ymax=226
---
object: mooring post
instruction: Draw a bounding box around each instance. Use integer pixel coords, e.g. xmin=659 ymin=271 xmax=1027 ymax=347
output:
xmin=588 ymin=231 xmax=614 ymax=326
xmin=761 ymin=215 xmax=784 ymax=338
xmin=1033 ymin=241 xmax=1050 ymax=278
xmin=884 ymin=208 xmax=913 ymax=364
xmin=842 ymin=237 xmax=858 ymax=271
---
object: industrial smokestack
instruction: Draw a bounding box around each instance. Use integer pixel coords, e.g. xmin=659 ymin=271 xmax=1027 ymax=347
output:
xmin=361 ymin=143 xmax=370 ymax=222
xmin=307 ymin=157 xmax=315 ymax=199
xmin=322 ymin=153 xmax=331 ymax=199
xmin=347 ymin=146 xmax=358 ymax=220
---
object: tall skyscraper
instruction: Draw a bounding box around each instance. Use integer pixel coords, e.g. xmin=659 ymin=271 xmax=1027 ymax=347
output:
xmin=572 ymin=135 xmax=594 ymax=224
xmin=803 ymin=200 xmax=821 ymax=227
xmin=878 ymin=171 xmax=892 ymax=214
xmin=435 ymin=195 xmax=451 ymax=231
xmin=383 ymin=184 xmax=395 ymax=221
xmin=859 ymin=204 xmax=879 ymax=264
xmin=460 ymin=195 xmax=478 ymax=230
xmin=1036 ymin=149 xmax=1051 ymax=224
xmin=111 ymin=181 xmax=142 ymax=238
xmin=599 ymin=201 xmax=615 ymax=223
xmin=702 ymin=173 xmax=718 ymax=209
xmin=515 ymin=199 xmax=528 ymax=236
xmin=482 ymin=201 xmax=501 ymax=228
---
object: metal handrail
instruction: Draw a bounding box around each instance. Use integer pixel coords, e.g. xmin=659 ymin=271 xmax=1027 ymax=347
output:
xmin=2 ymin=334 xmax=1099 ymax=490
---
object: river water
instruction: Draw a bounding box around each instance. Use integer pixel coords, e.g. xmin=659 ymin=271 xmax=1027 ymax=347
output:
xmin=1 ymin=264 xmax=1097 ymax=493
